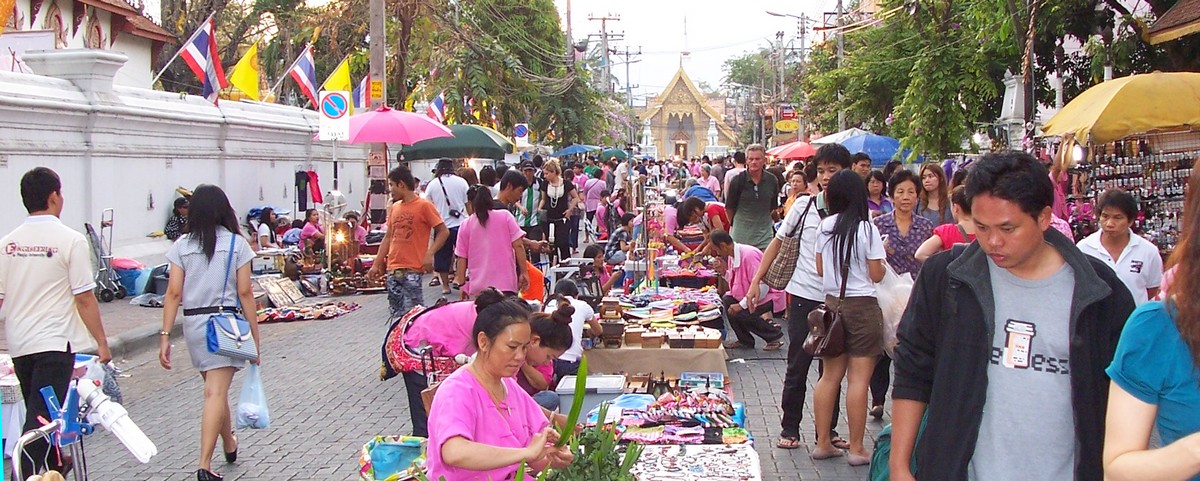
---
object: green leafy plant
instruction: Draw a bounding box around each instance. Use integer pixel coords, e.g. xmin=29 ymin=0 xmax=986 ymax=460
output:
xmin=546 ymin=402 xmax=644 ymax=481
xmin=555 ymin=355 xmax=588 ymax=447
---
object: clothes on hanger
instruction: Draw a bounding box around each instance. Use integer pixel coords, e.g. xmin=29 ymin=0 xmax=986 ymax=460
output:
xmin=307 ymin=170 xmax=324 ymax=204
xmin=295 ymin=171 xmax=309 ymax=211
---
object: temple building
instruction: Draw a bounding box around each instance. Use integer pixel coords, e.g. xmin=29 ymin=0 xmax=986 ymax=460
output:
xmin=640 ymin=66 xmax=737 ymax=159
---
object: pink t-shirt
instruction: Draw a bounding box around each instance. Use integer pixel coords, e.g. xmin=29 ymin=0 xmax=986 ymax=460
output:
xmin=573 ymin=173 xmax=589 ymax=192
xmin=402 ymin=301 xmax=477 ymax=358
xmin=427 ymin=368 xmax=550 ymax=481
xmin=455 ymin=209 xmax=525 ymax=296
xmin=300 ymin=221 xmax=323 ymax=245
xmin=664 ymin=206 xmax=678 ymax=236
xmin=698 ymin=175 xmax=721 ymax=196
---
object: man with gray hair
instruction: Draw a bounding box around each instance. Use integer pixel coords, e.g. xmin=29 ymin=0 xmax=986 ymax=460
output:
xmin=725 ymin=144 xmax=780 ymax=250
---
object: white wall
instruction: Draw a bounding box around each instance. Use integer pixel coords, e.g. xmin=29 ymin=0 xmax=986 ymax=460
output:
xmin=0 ymin=52 xmax=368 ymax=261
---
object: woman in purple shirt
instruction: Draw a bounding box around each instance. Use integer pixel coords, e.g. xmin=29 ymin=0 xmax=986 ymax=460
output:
xmin=871 ymin=169 xmax=934 ymax=276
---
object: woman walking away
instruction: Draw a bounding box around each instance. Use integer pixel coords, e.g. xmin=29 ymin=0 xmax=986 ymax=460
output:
xmin=455 ymin=186 xmax=529 ymax=298
xmin=159 ymin=185 xmax=261 ymax=481
xmin=917 ymin=163 xmax=954 ymax=226
xmin=914 ymin=186 xmax=977 ymax=263
xmin=1103 ymin=166 xmax=1200 ymax=481
xmin=812 ymin=170 xmax=886 ymax=466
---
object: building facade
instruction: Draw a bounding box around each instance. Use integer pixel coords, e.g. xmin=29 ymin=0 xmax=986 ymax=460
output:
xmin=640 ymin=67 xmax=737 ymax=159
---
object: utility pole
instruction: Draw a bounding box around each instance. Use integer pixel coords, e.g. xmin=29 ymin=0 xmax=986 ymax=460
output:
xmin=366 ymin=0 xmax=388 ymax=225
xmin=774 ymin=31 xmax=784 ymax=147
xmin=614 ymin=46 xmax=642 ymax=145
xmin=836 ymin=0 xmax=846 ymax=131
xmin=589 ymin=14 xmax=621 ymax=94
xmin=565 ymin=0 xmax=573 ymax=58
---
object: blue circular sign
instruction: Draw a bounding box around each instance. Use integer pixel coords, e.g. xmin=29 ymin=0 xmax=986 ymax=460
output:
xmin=513 ymin=124 xmax=528 ymax=137
xmin=322 ymin=93 xmax=349 ymax=119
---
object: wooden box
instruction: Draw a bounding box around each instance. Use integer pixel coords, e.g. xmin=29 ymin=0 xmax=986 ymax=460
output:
xmin=641 ymin=331 xmax=664 ymax=348
xmin=624 ymin=327 xmax=646 ymax=345
xmin=695 ymin=327 xmax=722 ymax=348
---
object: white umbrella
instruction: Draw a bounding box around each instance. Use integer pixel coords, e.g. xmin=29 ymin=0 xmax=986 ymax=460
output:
xmin=811 ymin=127 xmax=873 ymax=145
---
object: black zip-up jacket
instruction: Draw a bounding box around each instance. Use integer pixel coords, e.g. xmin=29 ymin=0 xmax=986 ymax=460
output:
xmin=892 ymin=228 xmax=1136 ymax=481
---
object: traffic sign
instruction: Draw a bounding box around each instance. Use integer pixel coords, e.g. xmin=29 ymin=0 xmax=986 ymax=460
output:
xmin=514 ymin=123 xmax=529 ymax=143
xmin=318 ymin=90 xmax=350 ymax=141
xmin=775 ymin=119 xmax=799 ymax=132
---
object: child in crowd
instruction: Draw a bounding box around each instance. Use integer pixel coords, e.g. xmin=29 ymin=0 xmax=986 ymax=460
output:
xmin=281 ymin=220 xmax=304 ymax=246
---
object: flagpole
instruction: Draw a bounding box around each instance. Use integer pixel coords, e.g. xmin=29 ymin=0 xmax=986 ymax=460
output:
xmin=151 ymin=11 xmax=215 ymax=86
xmin=270 ymin=43 xmax=310 ymax=95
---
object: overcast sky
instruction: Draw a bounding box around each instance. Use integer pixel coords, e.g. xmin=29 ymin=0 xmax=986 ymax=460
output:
xmin=552 ymin=0 xmax=840 ymax=104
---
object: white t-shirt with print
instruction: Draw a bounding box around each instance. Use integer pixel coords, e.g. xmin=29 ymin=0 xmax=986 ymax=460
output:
xmin=0 ymin=216 xmax=98 ymax=357
xmin=815 ymin=214 xmax=886 ymax=297
xmin=1076 ymin=231 xmax=1163 ymax=305
xmin=547 ymin=296 xmax=596 ymax=363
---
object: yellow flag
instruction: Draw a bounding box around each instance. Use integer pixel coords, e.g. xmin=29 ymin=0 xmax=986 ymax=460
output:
xmin=403 ymin=93 xmax=416 ymax=112
xmin=227 ymin=43 xmax=261 ymax=101
xmin=322 ymin=56 xmax=353 ymax=93
xmin=0 ymin=0 xmax=14 ymax=35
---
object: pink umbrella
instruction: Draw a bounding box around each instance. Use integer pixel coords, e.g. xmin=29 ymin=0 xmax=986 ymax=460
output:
xmin=773 ymin=141 xmax=816 ymax=160
xmin=345 ymin=106 xmax=454 ymax=145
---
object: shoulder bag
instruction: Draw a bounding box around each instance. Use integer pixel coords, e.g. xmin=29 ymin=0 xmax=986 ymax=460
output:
xmin=803 ymin=259 xmax=849 ymax=358
xmin=206 ymin=234 xmax=259 ymax=361
xmin=764 ymin=196 xmax=817 ymax=290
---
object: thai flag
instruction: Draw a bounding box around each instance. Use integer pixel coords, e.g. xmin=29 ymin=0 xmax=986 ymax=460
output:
xmin=490 ymin=105 xmax=498 ymax=128
xmin=288 ymin=46 xmax=318 ymax=106
xmin=352 ymin=75 xmax=370 ymax=110
xmin=179 ymin=16 xmax=226 ymax=103
xmin=426 ymin=91 xmax=446 ymax=123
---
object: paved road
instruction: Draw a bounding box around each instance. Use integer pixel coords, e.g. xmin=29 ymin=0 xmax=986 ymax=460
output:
xmin=7 ymin=284 xmax=886 ymax=480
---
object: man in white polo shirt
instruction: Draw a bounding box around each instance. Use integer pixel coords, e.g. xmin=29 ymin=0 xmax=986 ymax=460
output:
xmin=1 ymin=167 xmax=111 ymax=475
xmin=1076 ymin=188 xmax=1163 ymax=305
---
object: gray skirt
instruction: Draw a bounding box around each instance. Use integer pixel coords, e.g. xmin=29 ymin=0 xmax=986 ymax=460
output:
xmin=183 ymin=314 xmax=247 ymax=372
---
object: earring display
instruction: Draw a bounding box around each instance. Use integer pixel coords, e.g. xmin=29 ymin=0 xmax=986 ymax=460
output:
xmin=630 ymin=444 xmax=761 ymax=481
xmin=1066 ymin=133 xmax=1197 ymax=253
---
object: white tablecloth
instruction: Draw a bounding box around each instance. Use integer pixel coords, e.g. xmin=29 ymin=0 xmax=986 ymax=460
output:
xmin=3 ymin=400 xmax=26 ymax=459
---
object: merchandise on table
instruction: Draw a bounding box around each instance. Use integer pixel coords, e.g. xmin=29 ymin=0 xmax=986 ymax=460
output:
xmin=257 ymin=301 xmax=361 ymax=323
xmin=1064 ymin=135 xmax=1197 ymax=253
xmin=630 ymin=444 xmax=762 ymax=481
xmin=358 ymin=435 xmax=426 ymax=481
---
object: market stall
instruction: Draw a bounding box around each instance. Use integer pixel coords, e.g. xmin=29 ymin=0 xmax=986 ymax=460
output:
xmin=1041 ymin=72 xmax=1200 ymax=254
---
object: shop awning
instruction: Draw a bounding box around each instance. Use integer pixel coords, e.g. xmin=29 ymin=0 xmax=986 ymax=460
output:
xmin=1148 ymin=0 xmax=1200 ymax=45
xmin=1040 ymin=72 xmax=1200 ymax=144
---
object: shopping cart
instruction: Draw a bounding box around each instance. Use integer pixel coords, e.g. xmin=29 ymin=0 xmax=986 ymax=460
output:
xmin=84 ymin=208 xmax=124 ymax=302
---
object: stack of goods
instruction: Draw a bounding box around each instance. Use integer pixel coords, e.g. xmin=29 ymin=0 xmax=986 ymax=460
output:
xmin=616 ymin=389 xmax=749 ymax=445
xmin=257 ymin=301 xmax=361 ymax=323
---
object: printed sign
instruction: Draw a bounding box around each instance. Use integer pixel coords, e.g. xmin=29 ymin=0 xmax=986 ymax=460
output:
xmin=318 ymin=90 xmax=350 ymax=141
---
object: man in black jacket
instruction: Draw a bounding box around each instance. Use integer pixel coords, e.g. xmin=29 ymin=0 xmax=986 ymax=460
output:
xmin=890 ymin=151 xmax=1136 ymax=481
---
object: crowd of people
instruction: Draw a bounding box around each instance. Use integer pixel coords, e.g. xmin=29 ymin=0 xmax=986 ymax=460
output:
xmin=4 ymin=138 xmax=1200 ymax=480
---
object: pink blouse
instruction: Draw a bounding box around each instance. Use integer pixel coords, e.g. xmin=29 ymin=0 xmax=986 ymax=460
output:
xmin=427 ymin=368 xmax=551 ymax=481
xmin=402 ymin=301 xmax=477 ymax=358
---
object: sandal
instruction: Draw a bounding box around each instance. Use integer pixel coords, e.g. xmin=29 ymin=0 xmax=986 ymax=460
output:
xmin=723 ymin=341 xmax=752 ymax=349
xmin=429 ymin=277 xmax=441 ymax=287
xmin=776 ymin=436 xmax=801 ymax=450
xmin=831 ymin=437 xmax=851 ymax=450
xmin=764 ymin=340 xmax=785 ymax=351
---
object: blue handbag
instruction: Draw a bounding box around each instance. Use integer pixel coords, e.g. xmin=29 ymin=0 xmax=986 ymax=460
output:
xmin=205 ymin=234 xmax=258 ymax=361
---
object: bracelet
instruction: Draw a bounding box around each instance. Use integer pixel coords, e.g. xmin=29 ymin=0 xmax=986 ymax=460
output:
xmin=159 ymin=330 xmax=170 ymax=336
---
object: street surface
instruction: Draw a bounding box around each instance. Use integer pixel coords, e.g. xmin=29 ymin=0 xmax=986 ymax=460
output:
xmin=4 ymin=280 xmax=884 ymax=480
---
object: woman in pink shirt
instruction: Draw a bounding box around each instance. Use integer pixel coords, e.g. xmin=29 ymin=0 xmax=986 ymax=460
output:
xmin=426 ymin=296 xmax=574 ymax=481
xmin=516 ymin=301 xmax=577 ymax=409
xmin=299 ymin=208 xmax=324 ymax=250
xmin=455 ymin=188 xmax=529 ymax=297
xmin=698 ymin=165 xmax=722 ymax=198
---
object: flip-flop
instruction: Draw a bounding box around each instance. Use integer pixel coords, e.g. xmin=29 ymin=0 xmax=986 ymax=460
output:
xmin=764 ymin=340 xmax=785 ymax=352
xmin=831 ymin=437 xmax=851 ymax=450
xmin=429 ymin=277 xmax=441 ymax=287
xmin=776 ymin=436 xmax=801 ymax=449
xmin=811 ymin=447 xmax=845 ymax=460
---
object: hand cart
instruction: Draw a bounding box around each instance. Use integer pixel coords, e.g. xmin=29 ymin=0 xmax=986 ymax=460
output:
xmin=84 ymin=208 xmax=125 ymax=302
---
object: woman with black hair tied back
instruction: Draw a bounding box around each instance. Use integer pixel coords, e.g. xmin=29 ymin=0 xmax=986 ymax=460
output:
xmin=454 ymin=185 xmax=529 ymax=298
xmin=520 ymin=300 xmax=578 ymax=410
xmin=388 ymin=288 xmax=512 ymax=438
xmin=255 ymin=207 xmax=279 ymax=250
xmin=426 ymin=295 xmax=574 ymax=481
xmin=811 ymin=170 xmax=886 ymax=465
xmin=544 ymin=280 xmax=601 ymax=379
xmin=158 ymin=184 xmax=262 ymax=481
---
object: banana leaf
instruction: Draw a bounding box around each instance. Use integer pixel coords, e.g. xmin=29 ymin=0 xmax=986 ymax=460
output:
xmin=555 ymin=355 xmax=588 ymax=447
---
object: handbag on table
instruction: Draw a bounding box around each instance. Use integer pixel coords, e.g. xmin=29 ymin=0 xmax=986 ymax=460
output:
xmin=803 ymin=259 xmax=849 ymax=358
xmin=764 ymin=196 xmax=816 ymax=290
xmin=205 ymin=234 xmax=258 ymax=362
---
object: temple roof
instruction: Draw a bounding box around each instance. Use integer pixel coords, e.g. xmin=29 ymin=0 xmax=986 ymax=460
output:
xmin=642 ymin=66 xmax=736 ymax=142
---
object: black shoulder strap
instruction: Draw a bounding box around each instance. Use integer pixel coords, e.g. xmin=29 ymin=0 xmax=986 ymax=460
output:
xmin=788 ymin=196 xmax=817 ymax=238
xmin=956 ymin=223 xmax=968 ymax=242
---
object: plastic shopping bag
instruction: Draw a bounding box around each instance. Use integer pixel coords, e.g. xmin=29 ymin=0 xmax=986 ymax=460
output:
xmin=236 ymin=365 xmax=270 ymax=429
xmin=875 ymin=262 xmax=915 ymax=357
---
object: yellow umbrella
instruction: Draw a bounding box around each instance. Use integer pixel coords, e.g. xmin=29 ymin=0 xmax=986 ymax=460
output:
xmin=1041 ymin=72 xmax=1200 ymax=144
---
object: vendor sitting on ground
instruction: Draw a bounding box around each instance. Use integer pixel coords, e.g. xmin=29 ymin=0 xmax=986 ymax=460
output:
xmin=343 ymin=211 xmax=368 ymax=247
xmin=583 ymin=244 xmax=625 ymax=294
xmin=709 ymin=230 xmax=785 ymax=351
xmin=281 ymin=220 xmax=304 ymax=247
xmin=165 ymin=197 xmax=189 ymax=240
xmin=426 ymin=295 xmax=574 ymax=481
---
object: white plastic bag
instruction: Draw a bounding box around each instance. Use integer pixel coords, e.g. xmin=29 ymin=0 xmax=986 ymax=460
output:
xmin=875 ymin=262 xmax=915 ymax=357
xmin=236 ymin=365 xmax=270 ymax=430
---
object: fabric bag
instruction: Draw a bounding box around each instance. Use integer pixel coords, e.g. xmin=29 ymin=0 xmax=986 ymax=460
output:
xmin=236 ymin=364 xmax=270 ymax=429
xmin=764 ymin=196 xmax=816 ymax=290
xmin=803 ymin=261 xmax=849 ymax=358
xmin=876 ymin=261 xmax=915 ymax=357
xmin=205 ymin=234 xmax=258 ymax=362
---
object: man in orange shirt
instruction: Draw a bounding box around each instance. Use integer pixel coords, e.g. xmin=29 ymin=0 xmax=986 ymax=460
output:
xmin=369 ymin=165 xmax=449 ymax=321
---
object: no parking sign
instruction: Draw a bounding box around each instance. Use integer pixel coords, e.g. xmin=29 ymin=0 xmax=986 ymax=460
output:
xmin=318 ymin=90 xmax=350 ymax=141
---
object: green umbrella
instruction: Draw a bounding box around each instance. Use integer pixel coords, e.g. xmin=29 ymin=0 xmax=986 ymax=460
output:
xmin=400 ymin=124 xmax=514 ymax=161
xmin=600 ymin=148 xmax=628 ymax=160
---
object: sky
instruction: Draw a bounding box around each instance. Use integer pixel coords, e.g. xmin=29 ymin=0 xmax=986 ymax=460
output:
xmin=552 ymin=0 xmax=840 ymax=106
